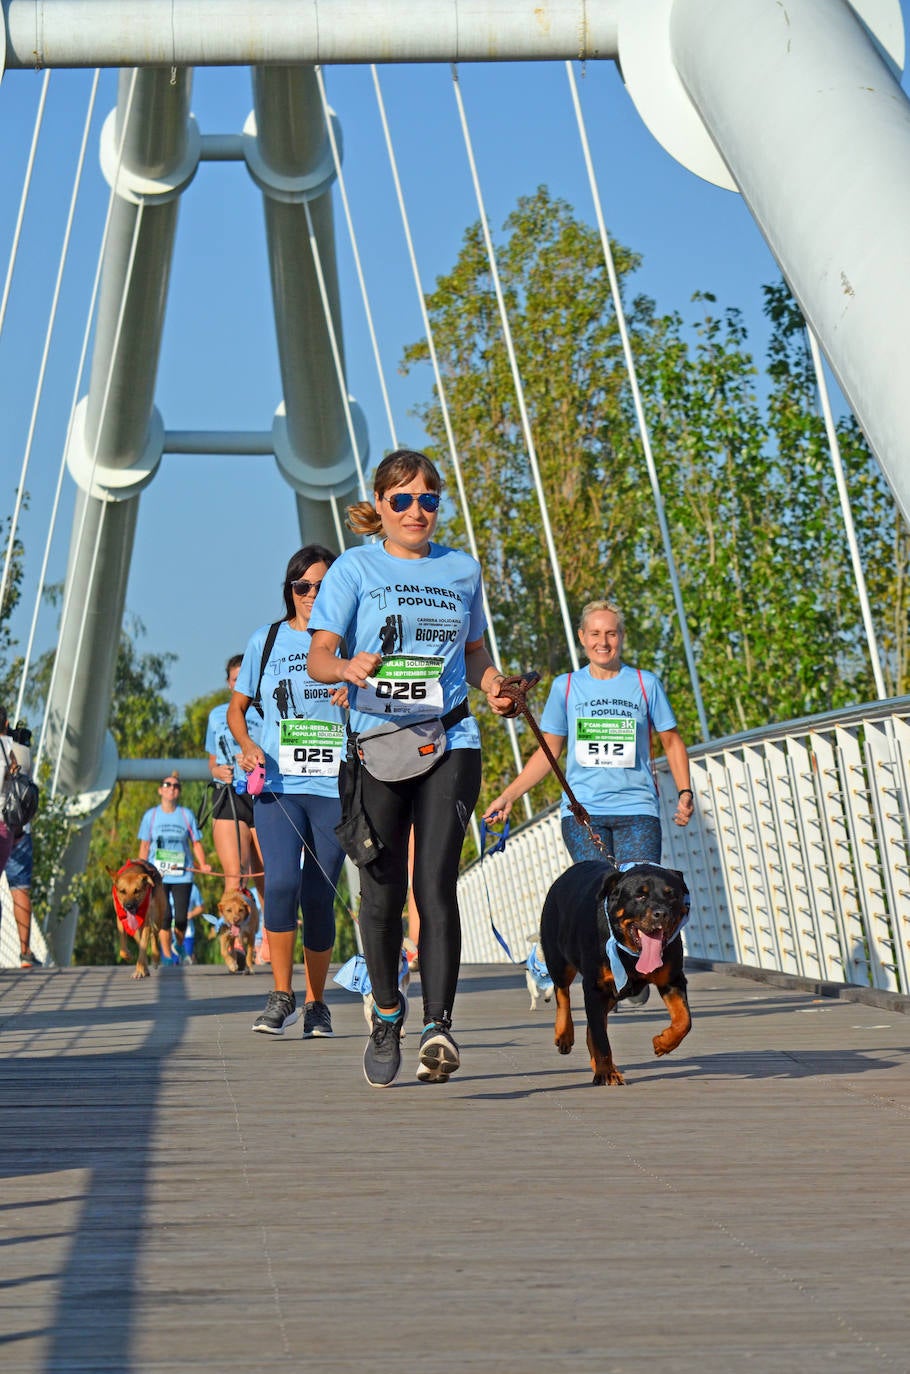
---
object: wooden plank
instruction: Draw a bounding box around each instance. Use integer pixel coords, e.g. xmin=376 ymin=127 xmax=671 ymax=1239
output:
xmin=1 ymin=964 xmax=908 ymax=1372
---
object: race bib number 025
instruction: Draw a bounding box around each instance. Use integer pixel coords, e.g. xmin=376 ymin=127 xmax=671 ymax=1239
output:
xmin=575 ymin=717 xmax=637 ymax=768
xmin=360 ymin=655 xmax=445 ymax=716
xmin=278 ymin=719 xmax=344 ymax=776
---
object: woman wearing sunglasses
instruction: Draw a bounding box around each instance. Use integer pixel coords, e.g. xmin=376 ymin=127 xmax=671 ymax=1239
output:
xmin=308 ymin=449 xmax=516 ymax=1088
xmin=228 ymin=545 xmax=348 ymax=1039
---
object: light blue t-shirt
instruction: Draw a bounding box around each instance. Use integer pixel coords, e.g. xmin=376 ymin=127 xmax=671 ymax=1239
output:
xmin=310 ymin=541 xmax=486 ymax=748
xmin=539 ymin=663 xmax=676 ymax=819
xmin=205 ymin=702 xmax=250 ymax=789
xmin=235 ymin=622 xmax=345 ymax=796
xmin=138 ymin=806 xmax=201 ymax=884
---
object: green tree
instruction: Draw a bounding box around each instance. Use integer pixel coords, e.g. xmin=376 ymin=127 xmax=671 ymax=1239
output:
xmin=400 ymin=191 xmax=910 ymax=813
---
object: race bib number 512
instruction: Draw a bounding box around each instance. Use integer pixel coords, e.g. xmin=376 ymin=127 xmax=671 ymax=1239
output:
xmin=575 ymin=717 xmax=637 ymax=768
xmin=360 ymin=655 xmax=445 ymax=716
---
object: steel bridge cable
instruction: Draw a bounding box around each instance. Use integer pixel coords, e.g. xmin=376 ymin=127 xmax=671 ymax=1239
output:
xmin=49 ymin=201 xmax=146 ymax=798
xmin=0 ymin=70 xmax=52 ymax=619
xmin=35 ymin=71 xmax=141 ymax=780
xmin=806 ymin=326 xmax=887 ymax=701
xmin=328 ymin=491 xmax=346 ymax=550
xmin=0 ymin=71 xmax=50 ymax=347
xmin=15 ymin=70 xmax=104 ymax=722
xmin=370 ymin=65 xmax=532 ymax=825
xmin=35 ymin=68 xmax=139 ymax=769
xmin=315 ymin=65 xmax=398 ymax=452
xmin=300 ymin=196 xmax=368 ymax=502
xmin=566 ymin=61 xmax=710 ymax=741
xmin=2 ymin=72 xmax=101 ymax=686
xmin=450 ymin=63 xmax=580 ymax=674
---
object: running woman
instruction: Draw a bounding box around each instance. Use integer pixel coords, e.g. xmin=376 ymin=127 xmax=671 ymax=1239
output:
xmin=229 ymin=545 xmax=348 ymax=1040
xmin=307 ymin=448 xmax=516 ymax=1088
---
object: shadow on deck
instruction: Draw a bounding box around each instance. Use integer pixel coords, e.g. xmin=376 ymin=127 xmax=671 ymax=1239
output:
xmin=1 ymin=962 xmax=908 ymax=1374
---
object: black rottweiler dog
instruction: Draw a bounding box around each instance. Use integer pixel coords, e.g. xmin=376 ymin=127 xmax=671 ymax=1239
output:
xmin=539 ymin=860 xmax=691 ymax=1085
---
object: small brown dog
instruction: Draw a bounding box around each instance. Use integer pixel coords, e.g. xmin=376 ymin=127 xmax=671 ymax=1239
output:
xmin=216 ymin=887 xmax=259 ymax=974
xmin=109 ymin=859 xmax=168 ymax=980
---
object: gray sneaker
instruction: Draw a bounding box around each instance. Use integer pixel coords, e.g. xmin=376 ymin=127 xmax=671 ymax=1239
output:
xmin=416 ymin=1021 xmax=460 ymax=1083
xmin=363 ymin=992 xmax=408 ymax=1088
xmin=252 ymin=990 xmax=299 ymax=1035
xmin=303 ymin=1000 xmax=333 ymax=1038
xmin=623 ymin=984 xmax=651 ymax=1009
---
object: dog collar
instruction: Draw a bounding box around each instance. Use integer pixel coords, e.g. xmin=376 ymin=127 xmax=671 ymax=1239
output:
xmin=603 ymin=896 xmax=690 ymax=994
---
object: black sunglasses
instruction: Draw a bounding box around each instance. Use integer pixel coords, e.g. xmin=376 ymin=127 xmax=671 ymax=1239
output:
xmin=162 ymin=781 xmax=181 ymax=789
xmin=383 ymin=492 xmax=441 ymax=514
xmin=290 ymin=578 xmax=322 ymax=596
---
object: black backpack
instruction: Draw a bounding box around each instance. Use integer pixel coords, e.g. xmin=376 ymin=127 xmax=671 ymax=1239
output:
xmin=1 ymin=736 xmax=40 ymax=836
xmin=3 ymin=769 xmax=40 ymax=835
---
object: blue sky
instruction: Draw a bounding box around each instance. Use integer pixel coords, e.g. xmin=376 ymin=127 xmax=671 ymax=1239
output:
xmin=1 ymin=10 xmax=909 ymax=720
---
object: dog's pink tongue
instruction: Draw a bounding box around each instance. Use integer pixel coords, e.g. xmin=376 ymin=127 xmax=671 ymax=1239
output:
xmin=636 ymin=931 xmax=664 ymax=974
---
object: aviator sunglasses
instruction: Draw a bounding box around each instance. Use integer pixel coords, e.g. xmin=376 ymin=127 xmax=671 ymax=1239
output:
xmin=290 ymin=578 xmax=322 ymax=596
xmin=382 ymin=492 xmax=441 ymax=514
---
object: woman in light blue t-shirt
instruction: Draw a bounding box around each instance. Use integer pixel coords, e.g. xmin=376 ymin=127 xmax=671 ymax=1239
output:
xmin=228 ymin=545 xmax=348 ymax=1042
xmin=308 ymin=449 xmax=517 ymax=1090
xmin=484 ymin=601 xmax=695 ymax=863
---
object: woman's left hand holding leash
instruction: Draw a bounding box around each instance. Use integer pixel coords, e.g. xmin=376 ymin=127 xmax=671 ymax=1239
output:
xmin=673 ymin=790 xmax=695 ymax=827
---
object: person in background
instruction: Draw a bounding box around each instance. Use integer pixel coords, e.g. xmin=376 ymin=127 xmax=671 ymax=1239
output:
xmin=138 ymin=773 xmax=211 ymax=964
xmin=307 ymin=448 xmax=517 ymax=1089
xmin=205 ymin=653 xmax=267 ymax=954
xmin=0 ymin=709 xmax=40 ymax=968
xmin=483 ymin=600 xmax=694 ymax=1007
xmin=229 ymin=545 xmax=348 ymax=1040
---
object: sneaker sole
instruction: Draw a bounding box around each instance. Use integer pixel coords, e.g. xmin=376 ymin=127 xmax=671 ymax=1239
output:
xmin=303 ymin=1025 xmax=334 ymax=1038
xmin=416 ymin=1036 xmax=460 ymax=1083
xmin=363 ymin=993 xmax=408 ymax=1088
xmin=251 ymin=1010 xmax=300 ymax=1035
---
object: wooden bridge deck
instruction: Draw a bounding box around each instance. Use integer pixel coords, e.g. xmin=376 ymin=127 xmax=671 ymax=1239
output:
xmin=1 ymin=962 xmax=909 ymax=1374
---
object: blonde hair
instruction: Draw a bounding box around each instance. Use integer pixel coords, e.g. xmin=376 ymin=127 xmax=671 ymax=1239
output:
xmin=345 ymin=449 xmax=443 ymax=536
xmin=578 ymin=600 xmax=625 ymax=634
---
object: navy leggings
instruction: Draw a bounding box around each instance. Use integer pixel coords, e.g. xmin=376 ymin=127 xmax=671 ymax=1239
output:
xmin=561 ymin=812 xmax=662 ymax=867
xmin=254 ymin=792 xmax=344 ymax=951
xmin=358 ymin=748 xmax=482 ymax=1024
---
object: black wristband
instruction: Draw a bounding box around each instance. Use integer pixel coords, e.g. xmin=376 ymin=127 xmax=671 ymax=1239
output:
xmin=678 ymin=788 xmax=694 ymax=799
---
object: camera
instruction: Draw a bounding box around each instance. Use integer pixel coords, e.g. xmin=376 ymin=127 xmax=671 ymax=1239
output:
xmin=0 ymin=713 xmax=32 ymax=747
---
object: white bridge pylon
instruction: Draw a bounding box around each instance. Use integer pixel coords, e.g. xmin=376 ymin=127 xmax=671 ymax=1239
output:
xmin=1 ymin=0 xmax=909 ymax=964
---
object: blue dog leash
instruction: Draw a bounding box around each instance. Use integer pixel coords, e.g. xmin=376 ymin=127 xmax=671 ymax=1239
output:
xmin=478 ymin=819 xmax=520 ymax=961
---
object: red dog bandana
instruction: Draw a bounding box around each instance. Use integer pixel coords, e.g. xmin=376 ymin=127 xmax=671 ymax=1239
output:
xmin=112 ymin=863 xmax=152 ymax=935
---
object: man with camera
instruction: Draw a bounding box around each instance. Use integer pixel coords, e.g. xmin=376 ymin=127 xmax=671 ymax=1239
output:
xmin=0 ymin=709 xmax=41 ymax=967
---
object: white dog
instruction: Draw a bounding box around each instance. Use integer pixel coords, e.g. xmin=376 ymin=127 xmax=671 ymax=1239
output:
xmin=525 ymin=939 xmax=554 ymax=1010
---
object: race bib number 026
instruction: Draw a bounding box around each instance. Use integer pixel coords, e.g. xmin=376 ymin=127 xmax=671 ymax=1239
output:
xmin=278 ymin=719 xmax=344 ymax=776
xmin=360 ymin=655 xmax=445 ymax=716
xmin=575 ymin=717 xmax=637 ymax=768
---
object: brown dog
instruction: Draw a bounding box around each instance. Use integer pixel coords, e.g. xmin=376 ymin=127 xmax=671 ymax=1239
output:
xmin=109 ymin=859 xmax=169 ymax=980
xmin=216 ymin=888 xmax=258 ymax=974
xmin=540 ymin=860 xmax=692 ymax=1085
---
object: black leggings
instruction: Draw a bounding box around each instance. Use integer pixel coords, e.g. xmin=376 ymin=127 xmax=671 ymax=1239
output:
xmin=359 ymin=748 xmax=482 ymax=1024
xmin=165 ymin=882 xmax=193 ymax=935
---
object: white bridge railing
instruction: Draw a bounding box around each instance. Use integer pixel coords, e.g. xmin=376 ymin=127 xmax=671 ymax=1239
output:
xmin=458 ymin=697 xmax=910 ymax=996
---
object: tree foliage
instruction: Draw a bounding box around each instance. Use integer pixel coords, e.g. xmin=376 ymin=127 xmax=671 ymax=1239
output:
xmin=401 ymin=186 xmax=910 ymax=809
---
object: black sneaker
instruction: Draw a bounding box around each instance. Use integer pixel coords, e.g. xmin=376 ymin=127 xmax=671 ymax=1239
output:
xmin=363 ymin=992 xmax=408 ymax=1088
xmin=251 ymin=990 xmax=299 ymax=1035
xmin=416 ymin=1021 xmax=460 ymax=1083
xmin=623 ymin=984 xmax=651 ymax=1009
xmin=303 ymin=1000 xmax=333 ymax=1038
